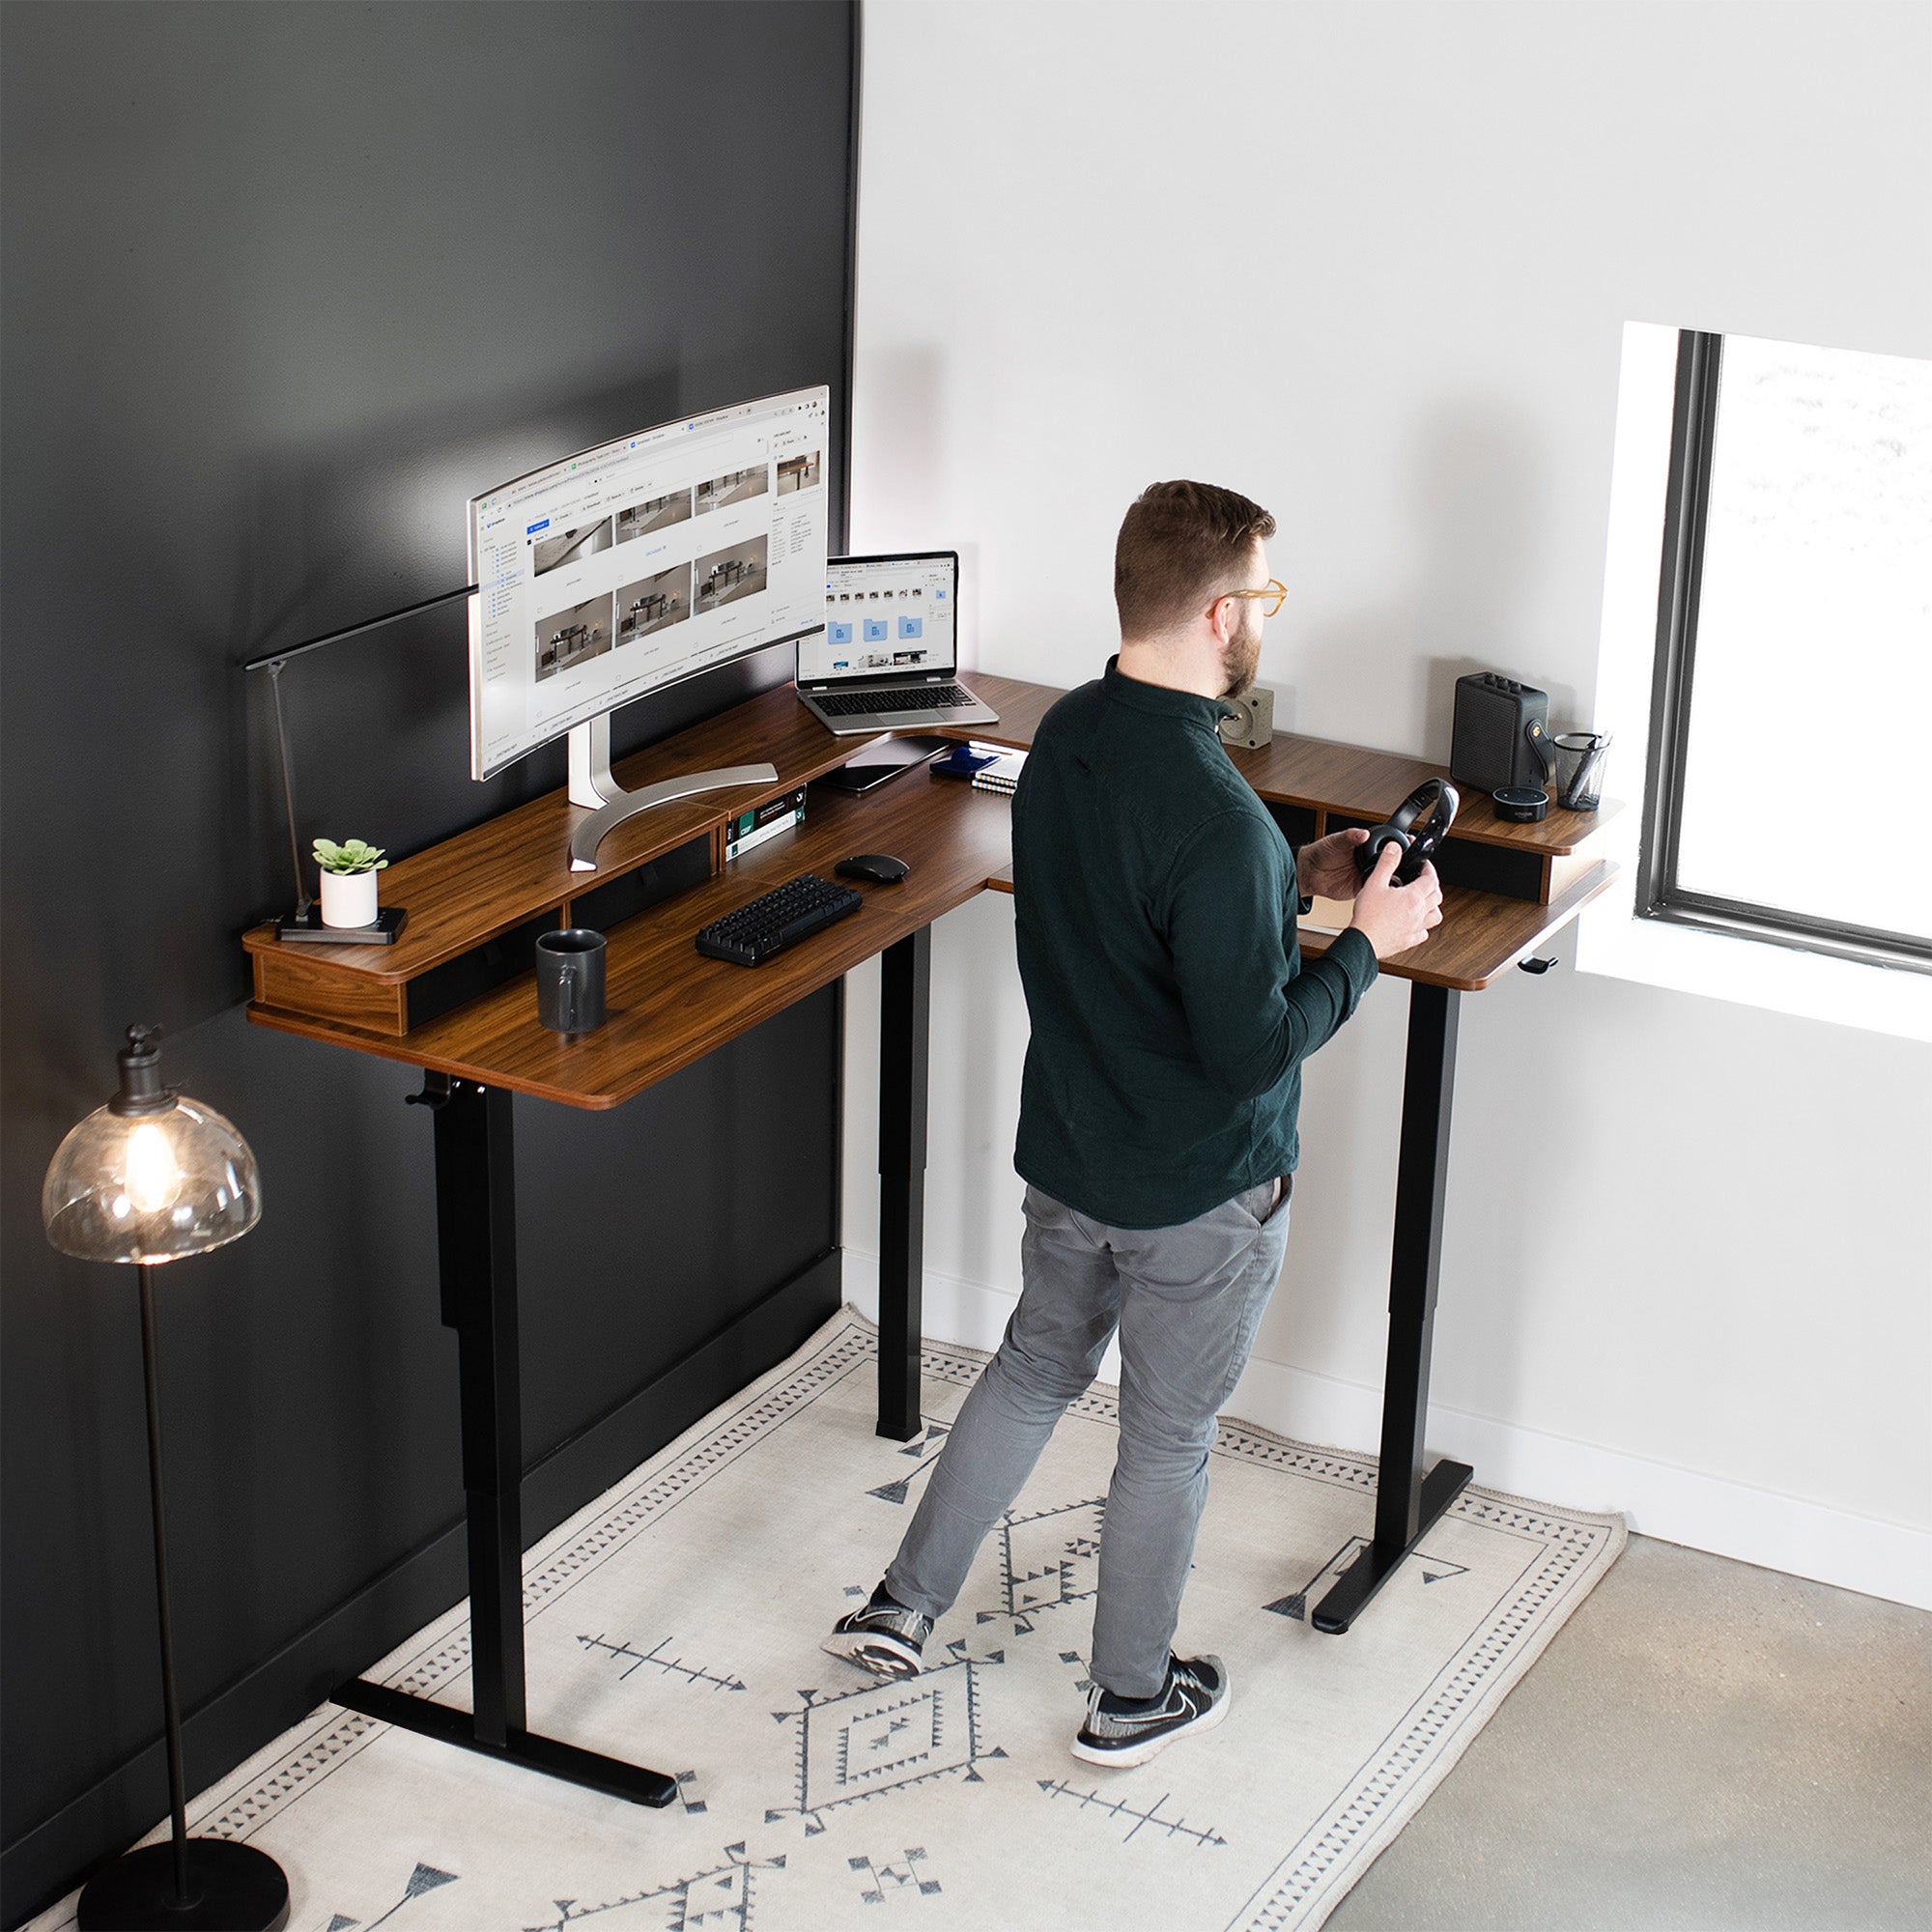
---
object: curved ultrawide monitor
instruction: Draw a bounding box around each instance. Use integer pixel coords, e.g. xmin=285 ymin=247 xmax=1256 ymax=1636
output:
xmin=467 ymin=385 xmax=830 ymax=781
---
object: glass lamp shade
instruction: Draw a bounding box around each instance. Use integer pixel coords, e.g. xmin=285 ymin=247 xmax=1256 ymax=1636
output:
xmin=43 ymin=1094 xmax=262 ymax=1265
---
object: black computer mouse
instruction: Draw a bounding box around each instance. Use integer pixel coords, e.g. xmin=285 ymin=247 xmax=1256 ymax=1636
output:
xmin=836 ymin=852 xmax=910 ymax=884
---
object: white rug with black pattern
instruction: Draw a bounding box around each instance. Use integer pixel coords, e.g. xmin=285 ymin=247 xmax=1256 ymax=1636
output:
xmin=30 ymin=1308 xmax=1623 ymax=1932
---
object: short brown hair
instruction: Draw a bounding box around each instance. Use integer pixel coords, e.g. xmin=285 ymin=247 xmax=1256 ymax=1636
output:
xmin=1114 ymin=480 xmax=1276 ymax=639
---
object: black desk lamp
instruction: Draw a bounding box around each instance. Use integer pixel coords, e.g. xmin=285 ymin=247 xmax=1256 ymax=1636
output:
xmin=42 ymin=1027 xmax=291 ymax=1932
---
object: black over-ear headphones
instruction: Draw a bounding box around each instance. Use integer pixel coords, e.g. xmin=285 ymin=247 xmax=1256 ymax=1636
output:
xmin=1353 ymin=778 xmax=1461 ymax=887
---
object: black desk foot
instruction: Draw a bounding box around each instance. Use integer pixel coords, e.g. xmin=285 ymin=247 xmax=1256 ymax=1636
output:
xmin=1310 ymin=1458 xmax=1473 ymax=1634
xmin=334 ymin=1678 xmax=678 ymax=1807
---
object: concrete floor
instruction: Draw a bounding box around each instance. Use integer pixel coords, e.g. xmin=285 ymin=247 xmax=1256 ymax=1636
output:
xmin=1328 ymin=1535 xmax=1932 ymax=1931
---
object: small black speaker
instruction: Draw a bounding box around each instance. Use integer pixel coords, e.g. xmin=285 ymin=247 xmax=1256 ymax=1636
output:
xmin=1452 ymin=672 xmax=1551 ymax=795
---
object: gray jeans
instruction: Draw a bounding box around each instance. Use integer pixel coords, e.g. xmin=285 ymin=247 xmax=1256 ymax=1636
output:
xmin=884 ymin=1177 xmax=1293 ymax=1699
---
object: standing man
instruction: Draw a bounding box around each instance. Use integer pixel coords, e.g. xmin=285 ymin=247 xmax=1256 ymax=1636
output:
xmin=825 ymin=481 xmax=1441 ymax=1767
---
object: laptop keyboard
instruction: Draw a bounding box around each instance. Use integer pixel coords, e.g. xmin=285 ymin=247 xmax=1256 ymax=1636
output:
xmin=811 ymin=685 xmax=977 ymax=718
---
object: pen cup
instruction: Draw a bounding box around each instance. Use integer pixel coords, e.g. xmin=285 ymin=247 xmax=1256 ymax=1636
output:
xmin=535 ymin=927 xmax=607 ymax=1036
xmin=1553 ymin=732 xmax=1612 ymax=812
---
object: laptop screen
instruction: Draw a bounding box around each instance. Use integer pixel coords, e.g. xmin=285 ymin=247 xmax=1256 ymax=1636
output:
xmin=800 ymin=552 xmax=958 ymax=685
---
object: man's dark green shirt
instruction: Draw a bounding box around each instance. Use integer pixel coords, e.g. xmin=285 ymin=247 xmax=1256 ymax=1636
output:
xmin=1011 ymin=659 xmax=1379 ymax=1229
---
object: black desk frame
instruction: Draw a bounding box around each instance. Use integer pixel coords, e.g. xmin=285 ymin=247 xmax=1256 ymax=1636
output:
xmin=332 ymin=1075 xmax=679 ymax=1807
xmin=329 ymin=927 xmax=939 ymax=1806
xmin=1312 ymin=982 xmax=1473 ymax=1633
xmin=327 ymin=912 xmax=1471 ymax=1811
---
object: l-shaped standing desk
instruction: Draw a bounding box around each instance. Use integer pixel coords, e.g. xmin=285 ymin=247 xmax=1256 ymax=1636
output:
xmin=242 ymin=672 xmax=1617 ymax=1810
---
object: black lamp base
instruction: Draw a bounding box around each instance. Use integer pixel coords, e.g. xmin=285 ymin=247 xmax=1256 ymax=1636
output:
xmin=276 ymin=904 xmax=408 ymax=944
xmin=78 ymin=1838 xmax=290 ymax=1931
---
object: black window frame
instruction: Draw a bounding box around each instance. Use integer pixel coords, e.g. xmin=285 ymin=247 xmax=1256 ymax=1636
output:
xmin=1637 ymin=329 xmax=1932 ymax=977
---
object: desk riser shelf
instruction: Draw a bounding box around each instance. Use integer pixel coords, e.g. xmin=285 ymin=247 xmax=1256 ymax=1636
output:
xmin=250 ymin=838 xmax=716 ymax=1037
xmin=252 ymin=807 xmax=1610 ymax=1111
xmin=245 ymin=671 xmax=1612 ymax=1030
xmin=245 ymin=674 xmax=1618 ymax=1092
xmin=250 ymin=779 xmax=1018 ymax=1108
xmin=961 ymin=674 xmax=1619 ymax=869
xmin=241 ymin=683 xmax=881 ymax=988
xmin=1315 ymin=809 xmax=1604 ymax=907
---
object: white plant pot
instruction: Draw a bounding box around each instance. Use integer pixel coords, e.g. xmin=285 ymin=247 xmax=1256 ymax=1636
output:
xmin=320 ymin=868 xmax=380 ymax=928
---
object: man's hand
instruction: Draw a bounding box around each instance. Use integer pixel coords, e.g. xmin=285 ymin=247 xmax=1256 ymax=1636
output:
xmin=1348 ymin=840 xmax=1444 ymax=959
xmin=1297 ymin=827 xmax=1372 ymax=900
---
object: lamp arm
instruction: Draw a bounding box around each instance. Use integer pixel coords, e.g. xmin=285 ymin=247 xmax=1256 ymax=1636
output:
xmin=238 ymin=582 xmax=475 ymax=674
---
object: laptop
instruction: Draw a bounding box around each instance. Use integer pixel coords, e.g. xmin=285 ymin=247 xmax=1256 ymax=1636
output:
xmin=795 ymin=550 xmax=999 ymax=736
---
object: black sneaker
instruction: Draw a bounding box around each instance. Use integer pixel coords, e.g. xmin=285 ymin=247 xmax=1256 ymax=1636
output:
xmin=821 ymin=1584 xmax=934 ymax=1680
xmin=1071 ymin=1654 xmax=1230 ymax=1768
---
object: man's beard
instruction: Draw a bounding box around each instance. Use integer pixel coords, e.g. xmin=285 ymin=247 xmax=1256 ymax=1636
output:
xmin=1220 ymin=607 xmax=1263 ymax=697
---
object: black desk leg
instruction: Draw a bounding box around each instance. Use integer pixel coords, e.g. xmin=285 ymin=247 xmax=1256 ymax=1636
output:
xmin=1313 ymin=983 xmax=1475 ymax=1634
xmin=876 ymin=926 xmax=931 ymax=1441
xmin=333 ymin=1076 xmax=676 ymax=1807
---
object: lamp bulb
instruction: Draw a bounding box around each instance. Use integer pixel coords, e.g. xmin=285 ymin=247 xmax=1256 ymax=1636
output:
xmin=126 ymin=1121 xmax=183 ymax=1215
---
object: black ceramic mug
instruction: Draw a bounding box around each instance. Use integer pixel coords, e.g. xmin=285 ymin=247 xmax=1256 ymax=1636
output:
xmin=535 ymin=927 xmax=607 ymax=1035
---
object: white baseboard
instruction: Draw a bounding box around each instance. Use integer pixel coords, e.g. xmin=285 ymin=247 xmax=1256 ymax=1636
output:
xmin=842 ymin=1248 xmax=1932 ymax=1613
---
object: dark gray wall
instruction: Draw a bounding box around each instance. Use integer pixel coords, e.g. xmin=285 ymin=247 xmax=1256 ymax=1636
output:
xmin=0 ymin=3 xmax=858 ymax=1920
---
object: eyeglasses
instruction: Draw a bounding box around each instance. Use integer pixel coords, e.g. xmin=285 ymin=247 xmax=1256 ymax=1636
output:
xmin=1218 ymin=579 xmax=1289 ymax=619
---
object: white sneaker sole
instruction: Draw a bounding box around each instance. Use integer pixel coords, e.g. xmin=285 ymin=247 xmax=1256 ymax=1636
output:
xmin=1068 ymin=1685 xmax=1232 ymax=1769
xmin=820 ymin=1628 xmax=924 ymax=1680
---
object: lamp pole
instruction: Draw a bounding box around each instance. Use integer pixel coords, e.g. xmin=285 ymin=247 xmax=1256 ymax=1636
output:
xmin=139 ymin=1261 xmax=196 ymax=1911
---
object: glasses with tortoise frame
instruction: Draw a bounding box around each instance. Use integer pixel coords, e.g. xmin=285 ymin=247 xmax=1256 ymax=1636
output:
xmin=1217 ymin=579 xmax=1289 ymax=618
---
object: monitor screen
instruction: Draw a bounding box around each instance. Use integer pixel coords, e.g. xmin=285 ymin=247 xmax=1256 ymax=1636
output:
xmin=800 ymin=552 xmax=958 ymax=684
xmin=467 ymin=385 xmax=830 ymax=781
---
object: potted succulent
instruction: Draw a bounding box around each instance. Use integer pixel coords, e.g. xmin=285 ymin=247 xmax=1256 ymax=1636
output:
xmin=313 ymin=838 xmax=388 ymax=928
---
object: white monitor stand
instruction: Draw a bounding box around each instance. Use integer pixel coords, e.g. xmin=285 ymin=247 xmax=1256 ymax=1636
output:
xmin=566 ymin=711 xmax=776 ymax=873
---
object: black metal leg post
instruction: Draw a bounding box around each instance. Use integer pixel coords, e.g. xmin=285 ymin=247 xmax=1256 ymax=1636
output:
xmin=436 ymin=1078 xmax=526 ymax=1747
xmin=1313 ymin=983 xmax=1475 ymax=1634
xmin=333 ymin=1077 xmax=676 ymax=1807
xmin=876 ymin=927 xmax=931 ymax=1441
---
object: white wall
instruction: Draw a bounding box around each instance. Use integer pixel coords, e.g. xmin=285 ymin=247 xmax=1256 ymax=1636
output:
xmin=843 ymin=0 xmax=1932 ymax=1606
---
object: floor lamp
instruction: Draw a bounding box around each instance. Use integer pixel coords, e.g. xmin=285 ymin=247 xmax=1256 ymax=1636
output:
xmin=42 ymin=1026 xmax=291 ymax=1932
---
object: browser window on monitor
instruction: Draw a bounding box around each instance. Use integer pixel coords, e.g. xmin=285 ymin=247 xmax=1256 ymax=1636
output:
xmin=467 ymin=385 xmax=829 ymax=781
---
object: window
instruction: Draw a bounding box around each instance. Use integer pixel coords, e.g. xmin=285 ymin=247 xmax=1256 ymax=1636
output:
xmin=1638 ymin=330 xmax=1932 ymax=974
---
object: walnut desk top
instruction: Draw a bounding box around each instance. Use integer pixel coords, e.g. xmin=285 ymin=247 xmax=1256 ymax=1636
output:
xmin=244 ymin=673 xmax=1616 ymax=1108
xmin=958 ymin=675 xmax=1618 ymax=996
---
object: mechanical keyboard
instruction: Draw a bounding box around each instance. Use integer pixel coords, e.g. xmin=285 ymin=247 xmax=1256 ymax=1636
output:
xmin=695 ymin=872 xmax=863 ymax=966
xmin=809 ymin=685 xmax=977 ymax=717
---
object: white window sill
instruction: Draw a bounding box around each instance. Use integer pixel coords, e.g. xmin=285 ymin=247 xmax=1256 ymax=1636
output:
xmin=1575 ymin=869 xmax=1932 ymax=1043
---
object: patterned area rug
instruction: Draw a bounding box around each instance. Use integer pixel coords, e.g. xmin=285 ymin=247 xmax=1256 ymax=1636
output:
xmin=30 ymin=1309 xmax=1623 ymax=1932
